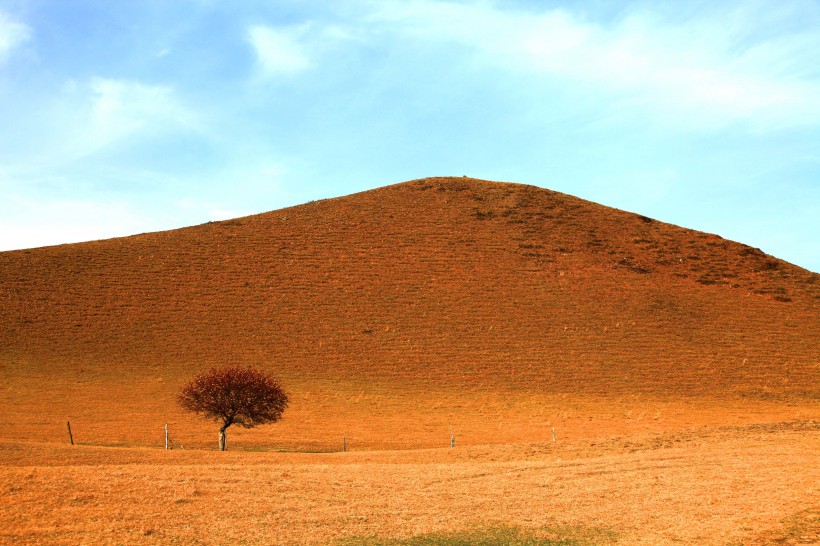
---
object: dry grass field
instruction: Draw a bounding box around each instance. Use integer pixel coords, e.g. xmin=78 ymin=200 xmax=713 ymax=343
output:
xmin=1 ymin=422 xmax=818 ymax=545
xmin=1 ymin=177 xmax=818 ymax=543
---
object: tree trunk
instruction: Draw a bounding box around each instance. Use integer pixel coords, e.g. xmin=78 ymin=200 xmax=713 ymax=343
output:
xmin=219 ymin=426 xmax=228 ymax=451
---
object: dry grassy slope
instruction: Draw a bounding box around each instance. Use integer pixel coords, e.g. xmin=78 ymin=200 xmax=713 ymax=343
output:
xmin=0 ymin=177 xmax=818 ymax=402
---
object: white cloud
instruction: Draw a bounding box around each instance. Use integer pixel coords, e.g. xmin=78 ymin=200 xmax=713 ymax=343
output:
xmin=89 ymin=78 xmax=190 ymax=134
xmin=370 ymin=1 xmax=820 ymax=131
xmin=0 ymin=77 xmax=204 ymax=206
xmin=247 ymin=24 xmax=312 ymax=76
xmin=0 ymin=10 xmax=31 ymax=63
xmin=62 ymin=77 xmax=199 ymax=159
xmin=244 ymin=22 xmax=360 ymax=80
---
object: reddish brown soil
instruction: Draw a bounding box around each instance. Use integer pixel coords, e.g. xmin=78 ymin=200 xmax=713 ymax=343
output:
xmin=0 ymin=177 xmax=817 ymax=450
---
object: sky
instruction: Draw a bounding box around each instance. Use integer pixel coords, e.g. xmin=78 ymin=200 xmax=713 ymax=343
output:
xmin=0 ymin=0 xmax=818 ymax=272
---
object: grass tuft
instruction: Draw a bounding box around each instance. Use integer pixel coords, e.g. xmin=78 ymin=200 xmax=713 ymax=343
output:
xmin=336 ymin=524 xmax=615 ymax=545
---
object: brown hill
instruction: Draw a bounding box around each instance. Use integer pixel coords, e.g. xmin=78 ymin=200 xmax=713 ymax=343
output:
xmin=1 ymin=177 xmax=817 ymax=449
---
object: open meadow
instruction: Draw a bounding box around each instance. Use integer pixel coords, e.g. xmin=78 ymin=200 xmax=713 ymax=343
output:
xmin=1 ymin=420 xmax=818 ymax=545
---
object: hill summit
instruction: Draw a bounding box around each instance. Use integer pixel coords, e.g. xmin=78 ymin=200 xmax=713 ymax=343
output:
xmin=1 ymin=177 xmax=817 ymax=448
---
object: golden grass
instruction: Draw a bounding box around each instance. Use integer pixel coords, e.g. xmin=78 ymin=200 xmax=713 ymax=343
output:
xmin=4 ymin=367 xmax=818 ymax=452
xmin=1 ymin=423 xmax=817 ymax=545
xmin=1 ymin=177 xmax=818 ymax=543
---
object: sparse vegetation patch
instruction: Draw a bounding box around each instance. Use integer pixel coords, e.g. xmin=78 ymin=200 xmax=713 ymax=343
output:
xmin=336 ymin=524 xmax=615 ymax=545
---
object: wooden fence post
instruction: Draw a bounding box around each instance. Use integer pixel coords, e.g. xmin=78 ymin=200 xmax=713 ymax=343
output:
xmin=67 ymin=420 xmax=74 ymax=445
xmin=552 ymin=427 xmax=556 ymax=443
xmin=165 ymin=424 xmax=169 ymax=450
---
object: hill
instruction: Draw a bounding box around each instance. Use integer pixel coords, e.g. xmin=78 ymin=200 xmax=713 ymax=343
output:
xmin=0 ymin=177 xmax=817 ymax=449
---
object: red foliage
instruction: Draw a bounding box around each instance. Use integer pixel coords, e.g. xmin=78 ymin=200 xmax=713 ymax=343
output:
xmin=178 ymin=366 xmax=288 ymax=432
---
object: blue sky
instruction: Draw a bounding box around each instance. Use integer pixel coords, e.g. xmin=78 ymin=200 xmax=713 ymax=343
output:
xmin=1 ymin=0 xmax=818 ymax=272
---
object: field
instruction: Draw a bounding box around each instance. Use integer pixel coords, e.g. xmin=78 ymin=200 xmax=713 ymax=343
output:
xmin=2 ymin=422 xmax=818 ymax=545
xmin=1 ymin=177 xmax=817 ymax=544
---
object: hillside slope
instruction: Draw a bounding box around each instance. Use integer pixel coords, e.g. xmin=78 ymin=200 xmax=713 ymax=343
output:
xmin=1 ymin=177 xmax=817 ymax=448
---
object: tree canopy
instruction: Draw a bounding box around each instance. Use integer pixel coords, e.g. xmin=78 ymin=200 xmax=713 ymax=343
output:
xmin=178 ymin=366 xmax=289 ymax=450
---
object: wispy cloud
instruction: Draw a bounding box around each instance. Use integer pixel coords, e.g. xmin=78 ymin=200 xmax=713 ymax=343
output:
xmin=245 ymin=20 xmax=362 ymax=80
xmin=371 ymin=1 xmax=820 ymax=132
xmin=0 ymin=10 xmax=31 ymax=63
xmin=60 ymin=77 xmax=199 ymax=159
xmin=0 ymin=76 xmax=203 ymax=203
xmin=247 ymin=24 xmax=312 ymax=76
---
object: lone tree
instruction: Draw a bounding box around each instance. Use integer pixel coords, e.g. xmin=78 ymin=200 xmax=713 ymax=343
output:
xmin=178 ymin=366 xmax=289 ymax=451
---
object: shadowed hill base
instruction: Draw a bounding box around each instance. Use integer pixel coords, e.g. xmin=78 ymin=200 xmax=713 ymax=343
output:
xmin=0 ymin=177 xmax=817 ymax=449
